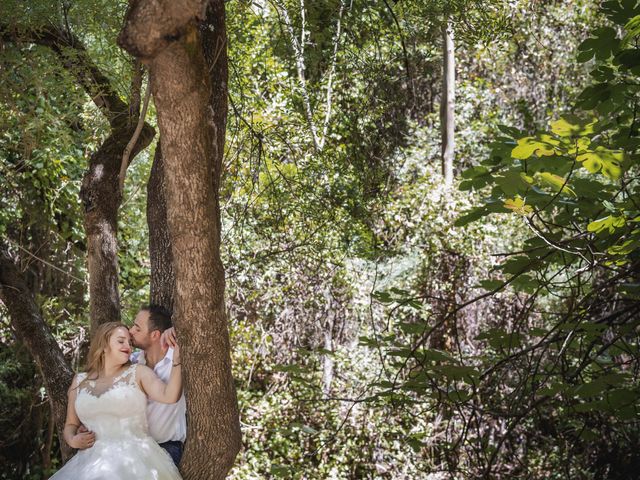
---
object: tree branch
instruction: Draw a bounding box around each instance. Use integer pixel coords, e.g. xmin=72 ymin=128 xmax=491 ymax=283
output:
xmin=1 ymin=23 xmax=130 ymax=128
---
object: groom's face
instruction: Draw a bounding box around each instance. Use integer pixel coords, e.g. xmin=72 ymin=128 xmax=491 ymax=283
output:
xmin=130 ymin=310 xmax=153 ymax=349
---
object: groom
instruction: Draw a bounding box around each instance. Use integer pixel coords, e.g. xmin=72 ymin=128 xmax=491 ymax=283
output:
xmin=129 ymin=305 xmax=187 ymax=466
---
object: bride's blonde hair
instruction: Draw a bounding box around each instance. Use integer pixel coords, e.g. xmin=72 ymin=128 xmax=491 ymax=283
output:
xmin=83 ymin=322 xmax=131 ymax=382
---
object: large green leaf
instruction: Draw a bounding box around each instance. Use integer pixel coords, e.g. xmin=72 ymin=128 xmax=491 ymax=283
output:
xmin=576 ymin=147 xmax=623 ymax=179
xmin=577 ymin=27 xmax=619 ymax=61
xmin=550 ymin=116 xmax=596 ymax=137
xmin=511 ymin=137 xmax=559 ymax=159
xmin=587 ymin=215 xmax=626 ymax=234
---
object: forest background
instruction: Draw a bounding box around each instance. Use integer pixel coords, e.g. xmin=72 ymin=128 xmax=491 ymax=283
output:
xmin=1 ymin=0 xmax=639 ymax=478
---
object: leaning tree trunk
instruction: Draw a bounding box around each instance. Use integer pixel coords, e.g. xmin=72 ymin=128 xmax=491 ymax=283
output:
xmin=147 ymin=145 xmax=175 ymax=311
xmin=440 ymin=19 xmax=455 ymax=187
xmin=0 ymin=246 xmax=74 ymax=460
xmin=81 ymin=124 xmax=154 ymax=331
xmin=119 ymin=1 xmax=242 ymax=478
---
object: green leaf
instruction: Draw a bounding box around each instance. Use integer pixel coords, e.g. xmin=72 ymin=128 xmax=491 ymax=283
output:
xmin=534 ymin=172 xmax=576 ymax=196
xmin=550 ymin=116 xmax=596 ymax=137
xmin=577 ymin=83 xmax=612 ymax=109
xmin=477 ymin=279 xmax=505 ymax=291
xmin=577 ymin=27 xmax=619 ymax=61
xmin=606 ymin=388 xmax=638 ymax=408
xmin=497 ymin=125 xmax=521 ymax=137
xmin=623 ymin=15 xmax=640 ymax=43
xmin=434 ymin=364 xmax=479 ymax=382
xmin=579 ymin=429 xmax=600 ymax=441
xmin=539 ymin=382 xmax=566 ymax=397
xmin=615 ymin=48 xmax=640 ymax=73
xmin=511 ymin=274 xmax=538 ymax=294
xmin=587 ymin=215 xmax=625 ymax=234
xmin=372 ymin=290 xmax=393 ymax=304
xmin=421 ymin=349 xmax=455 ymax=363
xmin=461 ymin=165 xmax=490 ymax=179
xmin=397 ymin=321 xmax=427 ymax=335
xmin=603 ymin=0 xmax=640 ymax=25
xmin=455 ymin=203 xmax=506 ymax=227
xmin=573 ymin=400 xmax=606 ymax=412
xmin=574 ymin=381 xmax=607 ymax=398
xmin=512 ymin=137 xmax=558 ymax=159
xmin=495 ymin=169 xmax=530 ymax=196
xmin=388 ymin=348 xmax=415 ymax=358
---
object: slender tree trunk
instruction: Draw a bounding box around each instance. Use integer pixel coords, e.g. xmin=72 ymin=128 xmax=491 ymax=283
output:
xmin=81 ymin=125 xmax=154 ymax=331
xmin=440 ymin=19 xmax=455 ymax=187
xmin=0 ymin=246 xmax=74 ymax=460
xmin=119 ymin=1 xmax=242 ymax=477
xmin=278 ymin=0 xmax=320 ymax=151
xmin=147 ymin=145 xmax=175 ymax=311
xmin=322 ymin=315 xmax=335 ymax=397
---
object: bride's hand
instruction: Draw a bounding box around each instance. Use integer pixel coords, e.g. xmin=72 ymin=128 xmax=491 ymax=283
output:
xmin=161 ymin=327 xmax=177 ymax=350
xmin=71 ymin=429 xmax=95 ymax=449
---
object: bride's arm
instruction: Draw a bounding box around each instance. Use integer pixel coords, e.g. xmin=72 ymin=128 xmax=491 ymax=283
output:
xmin=63 ymin=375 xmax=95 ymax=449
xmin=137 ymin=349 xmax=182 ymax=404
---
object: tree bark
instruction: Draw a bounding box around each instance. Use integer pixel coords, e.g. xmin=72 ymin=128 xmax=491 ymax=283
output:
xmin=81 ymin=123 xmax=155 ymax=331
xmin=0 ymin=245 xmax=74 ymax=460
xmin=440 ymin=19 xmax=455 ymax=187
xmin=147 ymin=145 xmax=175 ymax=311
xmin=119 ymin=1 xmax=242 ymax=478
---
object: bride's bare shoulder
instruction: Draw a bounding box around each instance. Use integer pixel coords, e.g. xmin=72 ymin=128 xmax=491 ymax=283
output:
xmin=133 ymin=363 xmax=154 ymax=377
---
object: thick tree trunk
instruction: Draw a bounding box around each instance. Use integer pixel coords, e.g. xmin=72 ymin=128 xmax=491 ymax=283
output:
xmin=147 ymin=145 xmax=175 ymax=311
xmin=119 ymin=1 xmax=242 ymax=478
xmin=440 ymin=20 xmax=455 ymax=187
xmin=0 ymin=246 xmax=74 ymax=460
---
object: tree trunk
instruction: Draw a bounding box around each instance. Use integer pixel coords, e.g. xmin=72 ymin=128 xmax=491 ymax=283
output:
xmin=119 ymin=1 xmax=242 ymax=478
xmin=0 ymin=245 xmax=74 ymax=460
xmin=147 ymin=145 xmax=176 ymax=311
xmin=322 ymin=315 xmax=335 ymax=397
xmin=440 ymin=19 xmax=455 ymax=187
xmin=81 ymin=124 xmax=154 ymax=331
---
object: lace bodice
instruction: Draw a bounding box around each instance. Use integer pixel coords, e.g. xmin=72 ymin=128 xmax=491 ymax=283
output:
xmin=75 ymin=364 xmax=149 ymax=441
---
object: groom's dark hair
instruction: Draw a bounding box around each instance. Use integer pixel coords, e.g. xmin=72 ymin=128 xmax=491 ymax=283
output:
xmin=142 ymin=304 xmax=173 ymax=333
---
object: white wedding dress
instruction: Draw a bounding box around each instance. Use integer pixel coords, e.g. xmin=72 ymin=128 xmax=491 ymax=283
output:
xmin=50 ymin=364 xmax=182 ymax=480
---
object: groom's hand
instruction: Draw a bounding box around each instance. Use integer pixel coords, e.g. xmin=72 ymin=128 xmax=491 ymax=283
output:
xmin=161 ymin=327 xmax=177 ymax=349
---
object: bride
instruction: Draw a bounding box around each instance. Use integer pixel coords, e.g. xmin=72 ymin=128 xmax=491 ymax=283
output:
xmin=50 ymin=322 xmax=183 ymax=479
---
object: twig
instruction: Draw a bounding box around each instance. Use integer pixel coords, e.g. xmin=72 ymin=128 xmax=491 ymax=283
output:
xmin=119 ymin=75 xmax=152 ymax=193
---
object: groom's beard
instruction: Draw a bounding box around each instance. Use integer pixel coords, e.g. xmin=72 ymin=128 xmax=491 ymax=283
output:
xmin=131 ymin=336 xmax=150 ymax=350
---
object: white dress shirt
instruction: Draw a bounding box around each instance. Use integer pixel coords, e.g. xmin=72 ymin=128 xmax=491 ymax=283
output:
xmin=131 ymin=348 xmax=187 ymax=443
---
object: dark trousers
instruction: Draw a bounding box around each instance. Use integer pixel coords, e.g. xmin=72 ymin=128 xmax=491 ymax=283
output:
xmin=159 ymin=440 xmax=184 ymax=466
